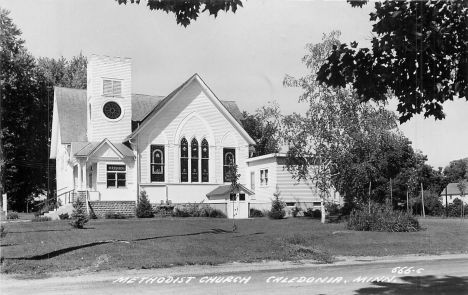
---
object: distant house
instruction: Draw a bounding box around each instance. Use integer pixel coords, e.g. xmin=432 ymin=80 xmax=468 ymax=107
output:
xmin=440 ymin=183 xmax=468 ymax=206
xmin=48 ymin=54 xmax=335 ymax=219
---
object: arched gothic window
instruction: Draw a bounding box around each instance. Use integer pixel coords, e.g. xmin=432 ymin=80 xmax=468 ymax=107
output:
xmin=180 ymin=138 xmax=188 ymax=182
xmin=151 ymin=145 xmax=164 ymax=182
xmin=223 ymin=148 xmax=236 ymax=182
xmin=201 ymin=139 xmax=209 ymax=182
xmin=191 ymin=138 xmax=199 ymax=182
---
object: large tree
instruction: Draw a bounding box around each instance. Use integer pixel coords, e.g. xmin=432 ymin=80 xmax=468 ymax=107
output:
xmin=316 ymin=1 xmax=467 ymax=123
xmin=282 ymin=31 xmax=399 ymax=222
xmin=116 ymin=0 xmax=243 ymax=27
xmin=443 ymin=158 xmax=468 ymax=183
xmin=1 ymin=8 xmax=87 ymax=211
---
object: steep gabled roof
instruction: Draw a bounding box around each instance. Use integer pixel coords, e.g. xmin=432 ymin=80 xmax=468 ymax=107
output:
xmin=74 ymin=139 xmax=134 ymax=158
xmin=132 ymin=93 xmax=165 ymax=122
xmin=125 ymin=74 xmax=254 ymax=144
xmin=206 ymin=184 xmax=254 ymax=197
xmin=55 ymin=87 xmax=88 ymax=143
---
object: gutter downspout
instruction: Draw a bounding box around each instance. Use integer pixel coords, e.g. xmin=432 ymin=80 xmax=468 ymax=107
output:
xmin=129 ymin=137 xmax=139 ymax=204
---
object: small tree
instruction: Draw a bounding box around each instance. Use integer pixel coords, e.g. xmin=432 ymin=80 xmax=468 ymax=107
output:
xmin=268 ymin=186 xmax=286 ymax=219
xmin=69 ymin=197 xmax=89 ymax=229
xmin=136 ymin=190 xmax=154 ymax=218
xmin=226 ymin=163 xmax=241 ymax=232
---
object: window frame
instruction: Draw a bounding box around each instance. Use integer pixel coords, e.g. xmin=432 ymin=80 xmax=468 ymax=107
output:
xmin=260 ymin=168 xmax=269 ymax=187
xmin=201 ymin=138 xmax=209 ymax=183
xmin=150 ymin=145 xmax=165 ymax=182
xmin=180 ymin=137 xmax=189 ymax=183
xmin=223 ymin=148 xmax=236 ymax=183
xmin=106 ymin=164 xmax=126 ymax=188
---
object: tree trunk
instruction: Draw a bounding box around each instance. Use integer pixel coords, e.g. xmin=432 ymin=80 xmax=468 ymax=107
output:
xmin=421 ymin=183 xmax=425 ymax=218
xmin=321 ymin=199 xmax=325 ymax=224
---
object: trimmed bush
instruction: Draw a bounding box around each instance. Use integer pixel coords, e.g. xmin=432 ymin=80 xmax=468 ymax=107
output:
xmin=59 ymin=213 xmax=69 ymax=220
xmin=32 ymin=216 xmax=52 ymax=222
xmin=105 ymin=211 xmax=126 ymax=219
xmin=250 ymin=208 xmax=264 ymax=218
xmin=7 ymin=211 xmax=19 ymax=219
xmin=268 ymin=187 xmax=286 ymax=220
xmin=136 ymin=190 xmax=154 ymax=218
xmin=303 ymin=208 xmax=321 ymax=218
xmin=69 ymin=198 xmax=89 ymax=229
xmin=346 ymin=202 xmax=420 ymax=232
xmin=172 ymin=202 xmax=226 ymax=218
xmin=291 ymin=206 xmax=302 ymax=217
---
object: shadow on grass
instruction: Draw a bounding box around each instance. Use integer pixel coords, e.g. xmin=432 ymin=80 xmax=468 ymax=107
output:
xmin=354 ymin=275 xmax=468 ymax=295
xmin=7 ymin=229 xmax=71 ymax=233
xmin=5 ymin=228 xmax=231 ymax=261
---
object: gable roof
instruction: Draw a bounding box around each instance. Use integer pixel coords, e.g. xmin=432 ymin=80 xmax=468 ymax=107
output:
xmin=55 ymin=87 xmax=88 ymax=143
xmin=132 ymin=93 xmax=165 ymax=122
xmin=55 ymin=82 xmax=246 ymax=144
xmin=441 ymin=182 xmax=468 ymax=196
xmin=74 ymin=139 xmax=134 ymax=158
xmin=206 ymin=184 xmax=254 ymax=197
xmin=125 ymin=74 xmax=253 ymax=144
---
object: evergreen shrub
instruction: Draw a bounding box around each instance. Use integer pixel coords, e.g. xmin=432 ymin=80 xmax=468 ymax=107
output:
xmin=250 ymin=208 xmax=264 ymax=218
xmin=136 ymin=190 xmax=154 ymax=218
xmin=268 ymin=187 xmax=286 ymax=219
xmin=69 ymin=198 xmax=89 ymax=229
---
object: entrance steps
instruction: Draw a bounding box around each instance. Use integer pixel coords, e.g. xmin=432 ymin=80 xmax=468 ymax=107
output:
xmin=44 ymin=203 xmax=74 ymax=220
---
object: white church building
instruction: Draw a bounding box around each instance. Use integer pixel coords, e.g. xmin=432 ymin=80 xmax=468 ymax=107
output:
xmin=49 ymin=55 xmax=330 ymax=219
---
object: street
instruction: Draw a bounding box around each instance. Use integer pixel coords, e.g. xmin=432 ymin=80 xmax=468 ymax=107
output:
xmin=2 ymin=254 xmax=467 ymax=295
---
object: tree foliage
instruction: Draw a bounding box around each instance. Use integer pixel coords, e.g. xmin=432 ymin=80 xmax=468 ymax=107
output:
xmin=69 ymin=197 xmax=89 ymax=229
xmin=317 ymin=1 xmax=468 ymax=123
xmin=1 ymin=8 xmax=87 ymax=211
xmin=241 ymin=102 xmax=282 ymax=157
xmin=283 ymin=31 xmax=400 ymax=216
xmin=443 ymin=158 xmax=468 ymax=183
xmin=116 ymin=0 xmax=243 ymax=27
xmin=136 ymin=190 xmax=154 ymax=218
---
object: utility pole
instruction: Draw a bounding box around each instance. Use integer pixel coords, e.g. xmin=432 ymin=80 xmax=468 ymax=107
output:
xmin=445 ymin=186 xmax=448 ymax=217
xmin=421 ymin=183 xmax=425 ymax=218
xmin=406 ymin=191 xmax=409 ymax=212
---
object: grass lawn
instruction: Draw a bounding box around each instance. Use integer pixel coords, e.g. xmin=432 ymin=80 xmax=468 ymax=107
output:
xmin=1 ymin=217 xmax=467 ymax=275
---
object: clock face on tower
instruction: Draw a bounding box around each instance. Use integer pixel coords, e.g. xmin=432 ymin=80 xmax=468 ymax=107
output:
xmin=103 ymin=101 xmax=122 ymax=120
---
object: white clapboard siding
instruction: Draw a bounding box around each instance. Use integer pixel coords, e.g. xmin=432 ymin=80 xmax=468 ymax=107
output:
xmin=87 ymin=55 xmax=132 ymax=143
xmin=138 ymin=81 xmax=249 ymax=185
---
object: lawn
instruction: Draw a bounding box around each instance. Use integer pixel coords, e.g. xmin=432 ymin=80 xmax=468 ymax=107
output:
xmin=1 ymin=217 xmax=467 ymax=275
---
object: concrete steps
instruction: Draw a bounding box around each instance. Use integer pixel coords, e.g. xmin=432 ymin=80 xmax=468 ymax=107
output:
xmin=44 ymin=203 xmax=74 ymax=220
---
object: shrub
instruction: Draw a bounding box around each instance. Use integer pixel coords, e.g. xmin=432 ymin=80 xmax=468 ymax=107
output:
xmin=105 ymin=211 xmax=126 ymax=219
xmin=136 ymin=190 xmax=154 ymax=218
xmin=6 ymin=211 xmax=19 ymax=220
xmin=33 ymin=211 xmax=41 ymax=217
xmin=0 ymin=225 xmax=6 ymax=240
xmin=303 ymin=208 xmax=321 ymax=218
xmin=325 ymin=202 xmax=341 ymax=215
xmin=171 ymin=202 xmax=226 ymax=218
xmin=346 ymin=202 xmax=420 ymax=232
xmin=291 ymin=206 xmax=302 ymax=217
xmin=59 ymin=213 xmax=69 ymax=220
xmin=69 ymin=198 xmax=89 ymax=229
xmin=250 ymin=208 xmax=264 ymax=218
xmin=32 ymin=216 xmax=52 ymax=222
xmin=268 ymin=187 xmax=286 ymax=220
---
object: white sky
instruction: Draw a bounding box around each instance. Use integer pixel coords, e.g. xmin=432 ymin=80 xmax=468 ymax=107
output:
xmin=3 ymin=0 xmax=467 ymax=169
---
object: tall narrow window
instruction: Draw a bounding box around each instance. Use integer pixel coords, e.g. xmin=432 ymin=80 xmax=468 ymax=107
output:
xmin=201 ymin=139 xmax=209 ymax=182
xmin=180 ymin=138 xmax=188 ymax=182
xmin=151 ymin=145 xmax=164 ymax=182
xmin=223 ymin=148 xmax=236 ymax=182
xmin=191 ymin=138 xmax=199 ymax=182
xmin=250 ymin=172 xmax=255 ymax=191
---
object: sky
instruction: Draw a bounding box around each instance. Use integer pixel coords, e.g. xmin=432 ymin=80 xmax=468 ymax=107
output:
xmin=3 ymin=0 xmax=467 ymax=169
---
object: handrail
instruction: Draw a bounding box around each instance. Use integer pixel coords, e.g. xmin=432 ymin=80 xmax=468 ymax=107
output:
xmin=35 ymin=189 xmax=75 ymax=207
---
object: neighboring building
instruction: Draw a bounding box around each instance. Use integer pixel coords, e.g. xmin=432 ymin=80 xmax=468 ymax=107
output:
xmin=245 ymin=153 xmax=340 ymax=213
xmin=49 ymin=55 xmax=334 ymax=219
xmin=440 ymin=183 xmax=468 ymax=206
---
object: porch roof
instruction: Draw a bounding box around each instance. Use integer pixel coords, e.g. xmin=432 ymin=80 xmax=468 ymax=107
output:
xmin=206 ymin=184 xmax=254 ymax=197
xmin=73 ymin=140 xmax=134 ymax=158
